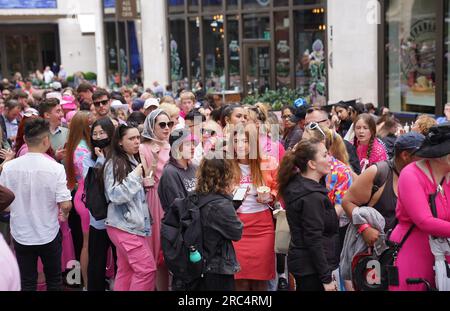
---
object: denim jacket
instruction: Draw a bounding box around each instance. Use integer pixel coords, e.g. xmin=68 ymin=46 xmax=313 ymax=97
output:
xmin=103 ymin=156 xmax=151 ymax=236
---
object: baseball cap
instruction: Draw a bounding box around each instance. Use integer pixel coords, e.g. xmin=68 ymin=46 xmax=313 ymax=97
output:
xmin=144 ymin=98 xmax=160 ymax=110
xmin=111 ymin=100 xmax=129 ymax=111
xmin=60 ymin=95 xmax=77 ymax=111
xmin=51 ymin=81 xmax=62 ymax=91
xmin=131 ymin=99 xmax=145 ymax=111
xmin=394 ymin=132 xmax=425 ymax=154
xmin=169 ymin=128 xmax=199 ymax=147
xmin=290 ymin=104 xmax=311 ymax=123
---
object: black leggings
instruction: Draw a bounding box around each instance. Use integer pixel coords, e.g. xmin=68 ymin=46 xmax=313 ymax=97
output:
xmin=87 ymin=226 xmax=117 ymax=291
xmin=276 ymin=253 xmax=286 ymax=274
xmin=294 ymin=274 xmax=325 ymax=291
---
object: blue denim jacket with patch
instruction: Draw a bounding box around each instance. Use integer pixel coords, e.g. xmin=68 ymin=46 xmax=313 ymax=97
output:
xmin=103 ymin=157 xmax=151 ymax=236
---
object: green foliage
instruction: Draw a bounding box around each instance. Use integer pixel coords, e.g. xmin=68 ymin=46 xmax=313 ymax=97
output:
xmin=66 ymin=75 xmax=74 ymax=83
xmin=242 ymin=87 xmax=310 ymax=111
xmin=84 ymin=72 xmax=97 ymax=81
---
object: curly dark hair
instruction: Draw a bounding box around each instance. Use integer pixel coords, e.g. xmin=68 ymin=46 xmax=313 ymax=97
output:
xmin=195 ymin=157 xmax=236 ymax=195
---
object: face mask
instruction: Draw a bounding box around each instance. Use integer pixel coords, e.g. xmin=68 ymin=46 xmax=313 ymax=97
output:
xmin=92 ymin=138 xmax=110 ymax=150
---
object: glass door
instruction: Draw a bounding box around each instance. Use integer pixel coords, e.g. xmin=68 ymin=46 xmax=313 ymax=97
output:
xmin=243 ymin=43 xmax=271 ymax=95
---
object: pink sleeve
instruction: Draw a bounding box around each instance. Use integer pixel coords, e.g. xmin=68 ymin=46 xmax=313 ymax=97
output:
xmin=371 ymin=140 xmax=388 ymax=163
xmin=278 ymin=142 xmax=285 ymax=162
xmin=398 ymin=167 xmax=450 ymax=237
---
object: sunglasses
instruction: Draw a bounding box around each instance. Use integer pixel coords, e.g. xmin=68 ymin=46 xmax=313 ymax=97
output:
xmin=93 ymin=99 xmax=109 ymax=107
xmin=307 ymin=122 xmax=326 ymax=139
xmin=201 ymin=128 xmax=216 ymax=136
xmin=158 ymin=121 xmax=174 ymax=129
xmin=281 ymin=114 xmax=293 ymax=120
xmin=23 ymin=110 xmax=39 ymax=118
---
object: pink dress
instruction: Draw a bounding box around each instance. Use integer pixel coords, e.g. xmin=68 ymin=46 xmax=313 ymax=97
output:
xmin=389 ymin=162 xmax=450 ymax=291
xmin=73 ymin=140 xmax=91 ymax=233
xmin=139 ymin=143 xmax=171 ymax=266
xmin=356 ymin=138 xmax=387 ymax=171
xmin=16 ymin=144 xmax=75 ymax=281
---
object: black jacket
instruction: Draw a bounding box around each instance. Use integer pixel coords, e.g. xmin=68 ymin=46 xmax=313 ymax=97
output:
xmin=198 ymin=193 xmax=243 ymax=275
xmin=344 ymin=140 xmax=361 ymax=175
xmin=283 ymin=175 xmax=340 ymax=284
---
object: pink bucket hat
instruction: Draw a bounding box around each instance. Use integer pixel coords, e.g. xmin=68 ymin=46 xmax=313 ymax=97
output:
xmin=61 ymin=95 xmax=77 ymax=111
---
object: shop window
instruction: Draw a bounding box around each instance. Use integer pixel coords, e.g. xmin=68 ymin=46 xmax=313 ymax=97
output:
xmin=385 ymin=0 xmax=436 ymax=114
xmin=294 ymin=9 xmax=326 ymax=105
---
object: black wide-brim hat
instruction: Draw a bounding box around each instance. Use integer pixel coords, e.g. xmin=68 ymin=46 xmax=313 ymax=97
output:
xmin=415 ymin=123 xmax=450 ymax=158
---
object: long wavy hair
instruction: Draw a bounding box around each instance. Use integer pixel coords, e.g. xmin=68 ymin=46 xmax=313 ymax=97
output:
xmin=65 ymin=111 xmax=91 ymax=190
xmin=278 ymin=139 xmax=322 ymax=198
xmin=105 ymin=124 xmax=141 ymax=185
xmin=228 ymin=124 xmax=264 ymax=188
xmin=304 ymin=124 xmax=350 ymax=166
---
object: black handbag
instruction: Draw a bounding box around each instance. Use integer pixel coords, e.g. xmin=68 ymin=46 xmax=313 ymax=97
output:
xmin=352 ymin=225 xmax=414 ymax=291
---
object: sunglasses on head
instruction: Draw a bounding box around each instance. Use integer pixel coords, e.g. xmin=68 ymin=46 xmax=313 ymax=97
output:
xmin=158 ymin=121 xmax=174 ymax=129
xmin=306 ymin=122 xmax=326 ymax=139
xmin=201 ymin=128 xmax=216 ymax=136
xmin=93 ymin=99 xmax=109 ymax=107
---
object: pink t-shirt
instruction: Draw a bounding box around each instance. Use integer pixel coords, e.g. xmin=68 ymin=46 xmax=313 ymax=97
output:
xmin=356 ymin=138 xmax=387 ymax=171
xmin=0 ymin=234 xmax=21 ymax=291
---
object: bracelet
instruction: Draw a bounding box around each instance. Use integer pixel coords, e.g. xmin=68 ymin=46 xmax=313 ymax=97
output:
xmin=358 ymin=224 xmax=371 ymax=234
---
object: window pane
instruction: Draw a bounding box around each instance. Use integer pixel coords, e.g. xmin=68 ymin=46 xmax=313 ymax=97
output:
xmin=167 ymin=0 xmax=185 ymax=13
xmin=6 ymin=35 xmax=22 ymax=77
xmin=228 ymin=17 xmax=240 ymax=90
xmin=202 ymin=0 xmax=222 ymax=10
xmin=227 ymin=0 xmax=238 ymax=10
xmin=188 ymin=0 xmax=198 ymax=12
xmin=444 ymin=0 xmax=450 ymax=118
xmin=275 ymin=12 xmax=291 ymax=89
xmin=203 ymin=16 xmax=225 ymax=91
xmin=189 ymin=18 xmax=201 ymax=89
xmin=386 ymin=0 xmax=436 ymax=114
xmin=105 ymin=22 xmax=118 ymax=86
xmin=169 ymin=19 xmax=188 ymax=92
xmin=243 ymin=15 xmax=270 ymax=39
xmin=274 ymin=0 xmax=288 ymax=7
xmin=294 ymin=0 xmax=324 ymax=5
xmin=243 ymin=0 xmax=271 ymax=10
xmin=294 ymin=9 xmax=326 ymax=105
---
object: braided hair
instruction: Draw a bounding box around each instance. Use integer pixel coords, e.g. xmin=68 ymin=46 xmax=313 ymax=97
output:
xmin=354 ymin=113 xmax=377 ymax=164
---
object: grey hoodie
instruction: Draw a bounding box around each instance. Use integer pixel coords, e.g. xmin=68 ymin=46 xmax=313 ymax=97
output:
xmin=104 ymin=156 xmax=151 ymax=236
xmin=158 ymin=158 xmax=197 ymax=212
xmin=340 ymin=206 xmax=386 ymax=281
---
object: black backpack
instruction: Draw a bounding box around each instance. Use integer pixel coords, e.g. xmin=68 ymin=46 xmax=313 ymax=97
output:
xmin=82 ymin=167 xmax=109 ymax=221
xmin=161 ymin=193 xmax=216 ymax=287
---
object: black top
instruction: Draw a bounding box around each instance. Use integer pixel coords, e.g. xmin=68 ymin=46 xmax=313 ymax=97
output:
xmin=344 ymin=140 xmax=361 ymax=175
xmin=283 ymin=175 xmax=340 ymax=284
xmin=372 ymin=161 xmax=398 ymax=232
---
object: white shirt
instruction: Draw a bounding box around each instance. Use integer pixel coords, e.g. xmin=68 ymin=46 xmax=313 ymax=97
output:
xmin=237 ymin=163 xmax=270 ymax=214
xmin=44 ymin=70 xmax=54 ymax=84
xmin=0 ymin=153 xmax=72 ymax=245
xmin=0 ymin=234 xmax=20 ymax=291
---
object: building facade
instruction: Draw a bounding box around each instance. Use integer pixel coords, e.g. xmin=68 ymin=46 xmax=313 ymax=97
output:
xmin=0 ymin=0 xmax=447 ymax=117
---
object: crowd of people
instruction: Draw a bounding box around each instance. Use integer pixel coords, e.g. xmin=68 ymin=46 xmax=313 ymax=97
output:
xmin=0 ymin=75 xmax=449 ymax=292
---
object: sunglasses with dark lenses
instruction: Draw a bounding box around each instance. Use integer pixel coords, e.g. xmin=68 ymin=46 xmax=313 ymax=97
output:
xmin=158 ymin=121 xmax=174 ymax=129
xmin=93 ymin=99 xmax=109 ymax=107
xmin=201 ymin=128 xmax=216 ymax=136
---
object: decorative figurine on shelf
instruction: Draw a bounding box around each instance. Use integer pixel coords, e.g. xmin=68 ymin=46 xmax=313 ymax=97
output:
xmin=308 ymin=39 xmax=327 ymax=106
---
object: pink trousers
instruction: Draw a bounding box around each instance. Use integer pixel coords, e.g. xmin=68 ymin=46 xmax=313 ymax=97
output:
xmin=106 ymin=226 xmax=156 ymax=291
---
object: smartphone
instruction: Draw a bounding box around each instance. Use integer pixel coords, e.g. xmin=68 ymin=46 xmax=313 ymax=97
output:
xmin=233 ymin=186 xmax=249 ymax=202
